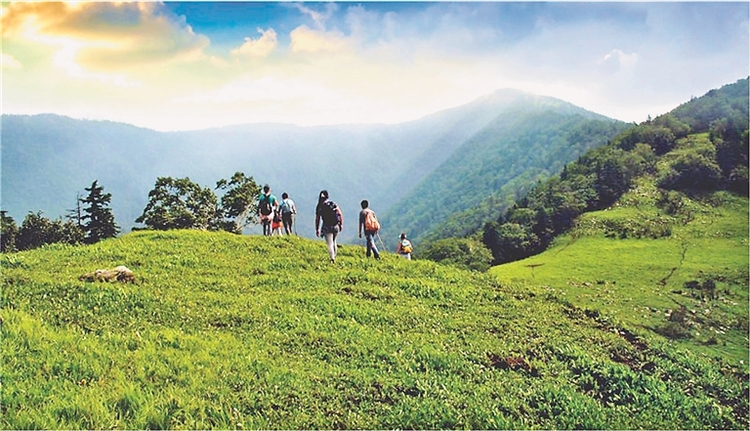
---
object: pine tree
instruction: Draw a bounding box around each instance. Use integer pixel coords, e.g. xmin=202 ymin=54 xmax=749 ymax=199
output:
xmin=81 ymin=180 xmax=119 ymax=244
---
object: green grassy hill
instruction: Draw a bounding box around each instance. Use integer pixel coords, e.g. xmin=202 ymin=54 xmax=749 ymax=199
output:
xmin=491 ymin=181 xmax=749 ymax=365
xmin=2 ymin=230 xmax=748 ymax=429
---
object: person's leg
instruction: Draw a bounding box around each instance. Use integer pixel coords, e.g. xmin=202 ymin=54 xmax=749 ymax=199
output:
xmin=262 ymin=219 xmax=270 ymax=236
xmin=283 ymin=213 xmax=292 ymax=235
xmin=366 ymin=232 xmax=380 ymax=259
xmin=325 ymin=232 xmax=336 ymax=262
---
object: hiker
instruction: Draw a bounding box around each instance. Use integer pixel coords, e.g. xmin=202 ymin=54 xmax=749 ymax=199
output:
xmin=315 ymin=190 xmax=343 ymax=263
xmin=396 ymin=232 xmax=413 ymax=260
xmin=271 ymin=207 xmax=284 ymax=236
xmin=358 ymin=199 xmax=381 ymax=259
xmin=280 ymin=192 xmax=297 ymax=235
xmin=257 ymin=184 xmax=278 ymax=236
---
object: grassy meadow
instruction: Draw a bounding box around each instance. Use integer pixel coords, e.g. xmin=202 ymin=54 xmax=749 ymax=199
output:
xmin=492 ymin=183 xmax=749 ymax=365
xmin=2 ymin=224 xmax=749 ymax=428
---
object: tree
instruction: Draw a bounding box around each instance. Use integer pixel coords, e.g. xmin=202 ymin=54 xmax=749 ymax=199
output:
xmin=215 ymin=172 xmax=261 ymax=233
xmin=421 ymin=237 xmax=493 ymax=272
xmin=483 ymin=221 xmax=541 ymax=265
xmin=136 ymin=177 xmax=219 ymax=231
xmin=81 ymin=180 xmax=119 ymax=244
xmin=16 ymin=212 xmax=84 ymax=251
xmin=657 ymin=152 xmax=723 ymax=191
xmin=1 ymin=211 xmax=18 ymax=252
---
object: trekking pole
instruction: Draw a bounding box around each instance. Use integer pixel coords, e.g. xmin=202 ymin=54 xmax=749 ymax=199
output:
xmin=376 ymin=232 xmax=387 ymax=251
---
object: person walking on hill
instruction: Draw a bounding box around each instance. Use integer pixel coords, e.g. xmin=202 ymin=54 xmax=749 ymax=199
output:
xmin=280 ymin=192 xmax=297 ymax=235
xmin=358 ymin=199 xmax=381 ymax=260
xmin=271 ymin=207 xmax=284 ymax=236
xmin=315 ymin=190 xmax=343 ymax=263
xmin=396 ymin=232 xmax=413 ymax=260
xmin=257 ymin=185 xmax=278 ymax=236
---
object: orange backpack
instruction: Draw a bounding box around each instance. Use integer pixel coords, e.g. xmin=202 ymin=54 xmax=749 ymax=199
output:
xmin=364 ymin=210 xmax=380 ymax=232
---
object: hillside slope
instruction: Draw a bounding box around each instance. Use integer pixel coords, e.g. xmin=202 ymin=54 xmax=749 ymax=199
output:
xmin=491 ymin=180 xmax=749 ymax=364
xmin=380 ymin=96 xmax=626 ymax=247
xmin=2 ymin=231 xmax=747 ymax=429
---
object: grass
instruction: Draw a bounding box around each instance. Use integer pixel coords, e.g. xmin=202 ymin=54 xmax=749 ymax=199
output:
xmin=3 ymin=228 xmax=749 ymax=429
xmin=491 ymin=184 xmax=749 ymax=365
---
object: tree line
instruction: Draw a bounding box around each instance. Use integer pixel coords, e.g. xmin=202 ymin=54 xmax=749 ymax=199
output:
xmin=1 ymin=172 xmax=263 ymax=252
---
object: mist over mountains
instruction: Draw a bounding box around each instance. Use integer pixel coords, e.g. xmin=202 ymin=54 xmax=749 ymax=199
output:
xmin=2 ymin=89 xmax=626 ymax=242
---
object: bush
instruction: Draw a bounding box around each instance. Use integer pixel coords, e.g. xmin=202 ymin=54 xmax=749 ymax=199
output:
xmin=658 ymin=152 xmax=722 ymax=191
xmin=421 ymin=237 xmax=493 ymax=272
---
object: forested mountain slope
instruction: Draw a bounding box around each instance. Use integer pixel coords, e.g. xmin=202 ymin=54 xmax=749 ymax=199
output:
xmin=380 ymin=96 xmax=627 ymax=247
xmin=481 ymin=77 xmax=748 ymax=266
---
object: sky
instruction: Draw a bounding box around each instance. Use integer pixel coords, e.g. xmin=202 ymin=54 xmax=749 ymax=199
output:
xmin=1 ymin=1 xmax=748 ymax=131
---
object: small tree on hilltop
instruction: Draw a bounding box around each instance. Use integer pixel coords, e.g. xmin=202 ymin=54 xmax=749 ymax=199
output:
xmin=81 ymin=180 xmax=119 ymax=244
xmin=215 ymin=172 xmax=261 ymax=234
xmin=136 ymin=177 xmax=219 ymax=230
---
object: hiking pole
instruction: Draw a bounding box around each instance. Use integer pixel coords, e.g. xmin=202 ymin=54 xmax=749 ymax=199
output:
xmin=376 ymin=232 xmax=387 ymax=251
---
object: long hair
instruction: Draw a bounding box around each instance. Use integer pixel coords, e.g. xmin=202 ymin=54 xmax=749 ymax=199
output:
xmin=316 ymin=190 xmax=329 ymax=215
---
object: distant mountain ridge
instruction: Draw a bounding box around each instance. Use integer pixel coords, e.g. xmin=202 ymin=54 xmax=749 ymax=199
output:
xmin=2 ymin=89 xmax=623 ymax=240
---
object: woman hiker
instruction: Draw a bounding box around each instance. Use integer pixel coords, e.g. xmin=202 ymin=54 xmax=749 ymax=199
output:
xmin=315 ymin=190 xmax=344 ymax=263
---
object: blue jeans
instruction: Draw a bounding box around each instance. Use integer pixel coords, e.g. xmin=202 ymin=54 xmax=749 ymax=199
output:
xmin=365 ymin=230 xmax=380 ymax=259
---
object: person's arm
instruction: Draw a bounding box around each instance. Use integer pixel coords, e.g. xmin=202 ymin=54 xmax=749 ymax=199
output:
xmin=337 ymin=207 xmax=344 ymax=231
xmin=358 ymin=211 xmax=364 ymax=238
xmin=315 ymin=212 xmax=321 ymax=237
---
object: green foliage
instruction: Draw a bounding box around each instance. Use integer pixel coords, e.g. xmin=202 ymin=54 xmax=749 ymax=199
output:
xmin=80 ymin=180 xmax=119 ymax=244
xmin=15 ymin=211 xmax=84 ymax=251
xmin=2 ymin=230 xmax=748 ymax=429
xmin=136 ymin=177 xmax=219 ymax=231
xmin=420 ymin=237 xmax=493 ymax=272
xmin=483 ymin=145 xmax=649 ymax=264
xmin=1 ymin=211 xmax=18 ymax=252
xmin=215 ymin=172 xmax=262 ymax=234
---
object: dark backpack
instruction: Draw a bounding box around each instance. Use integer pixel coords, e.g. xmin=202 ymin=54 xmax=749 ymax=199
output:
xmin=319 ymin=200 xmax=340 ymax=226
xmin=259 ymin=195 xmax=272 ymax=216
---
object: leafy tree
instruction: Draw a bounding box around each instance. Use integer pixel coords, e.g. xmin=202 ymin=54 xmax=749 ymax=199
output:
xmin=657 ymin=152 xmax=723 ymax=191
xmin=16 ymin=212 xmax=84 ymax=250
xmin=483 ymin=221 xmax=541 ymax=264
xmin=215 ymin=172 xmax=261 ymax=234
xmin=136 ymin=177 xmax=219 ymax=231
xmin=81 ymin=180 xmax=119 ymax=244
xmin=1 ymin=211 xmax=18 ymax=252
xmin=421 ymin=237 xmax=493 ymax=272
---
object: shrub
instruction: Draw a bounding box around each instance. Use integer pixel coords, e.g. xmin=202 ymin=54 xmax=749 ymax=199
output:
xmin=421 ymin=237 xmax=493 ymax=272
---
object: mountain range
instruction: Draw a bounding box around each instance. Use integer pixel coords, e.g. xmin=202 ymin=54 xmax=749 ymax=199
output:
xmin=3 ymin=89 xmax=628 ymax=243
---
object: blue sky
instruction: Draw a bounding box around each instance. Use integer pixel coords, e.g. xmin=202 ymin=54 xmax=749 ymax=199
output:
xmin=2 ymin=1 xmax=748 ymax=131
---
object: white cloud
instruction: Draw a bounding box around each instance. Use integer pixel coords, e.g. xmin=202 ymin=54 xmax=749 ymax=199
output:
xmin=598 ymin=49 xmax=639 ymax=74
xmin=231 ymin=28 xmax=278 ymax=58
xmin=290 ymin=25 xmax=349 ymax=54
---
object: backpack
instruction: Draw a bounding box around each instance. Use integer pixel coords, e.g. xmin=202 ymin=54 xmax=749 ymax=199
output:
xmin=280 ymin=199 xmax=293 ymax=214
xmin=319 ymin=200 xmax=340 ymax=226
xmin=259 ymin=195 xmax=272 ymax=216
xmin=401 ymin=239 xmax=413 ymax=254
xmin=364 ymin=209 xmax=380 ymax=232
